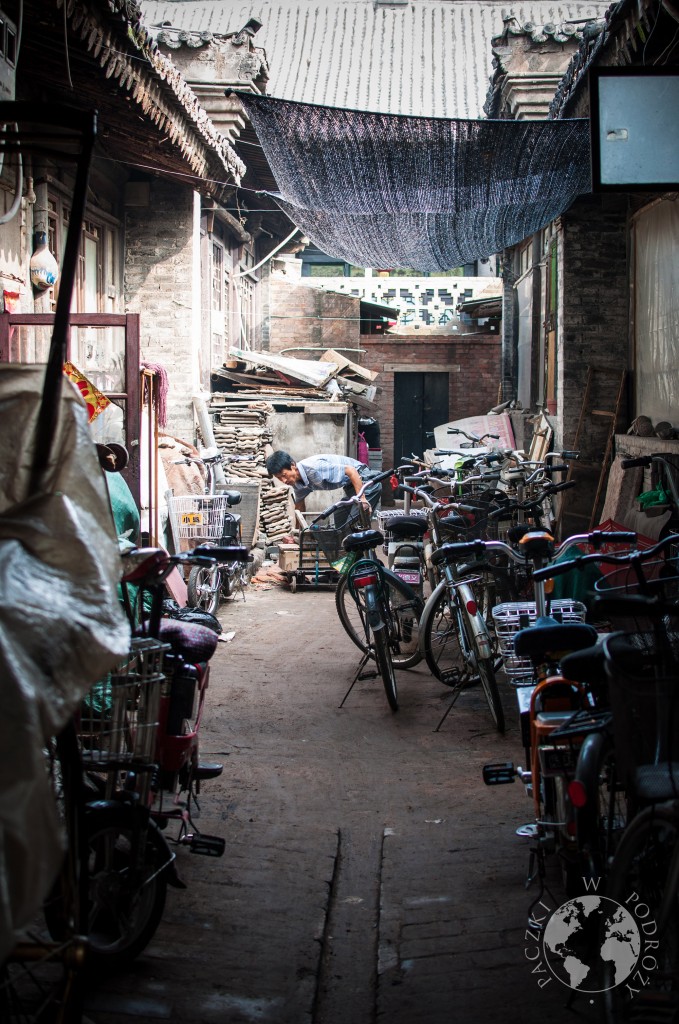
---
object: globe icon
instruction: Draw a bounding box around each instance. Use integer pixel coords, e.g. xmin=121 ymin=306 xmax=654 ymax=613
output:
xmin=543 ymin=895 xmax=641 ymax=993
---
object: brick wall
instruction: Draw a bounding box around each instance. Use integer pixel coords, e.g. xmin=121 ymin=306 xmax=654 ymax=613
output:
xmin=124 ymin=182 xmax=199 ymax=441
xmin=556 ymin=193 xmax=630 ymax=533
xmin=268 ymin=277 xmax=360 ymax=354
xmin=360 ymin=333 xmax=501 ymax=469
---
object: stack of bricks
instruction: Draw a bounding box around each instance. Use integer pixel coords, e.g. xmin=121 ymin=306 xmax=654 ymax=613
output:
xmin=209 ymin=398 xmax=293 ymax=543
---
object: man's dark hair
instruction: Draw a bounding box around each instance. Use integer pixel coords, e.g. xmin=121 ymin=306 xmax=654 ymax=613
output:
xmin=265 ymin=450 xmax=295 ymax=477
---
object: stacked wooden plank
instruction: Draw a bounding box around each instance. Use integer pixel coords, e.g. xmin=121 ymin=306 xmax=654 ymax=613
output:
xmin=208 ymin=397 xmax=293 ymax=544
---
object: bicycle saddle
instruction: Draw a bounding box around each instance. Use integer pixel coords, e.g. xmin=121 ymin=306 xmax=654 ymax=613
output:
xmin=438 ymin=511 xmax=469 ymax=532
xmin=343 ymin=529 xmax=384 ymax=552
xmin=384 ymin=516 xmax=427 ymax=539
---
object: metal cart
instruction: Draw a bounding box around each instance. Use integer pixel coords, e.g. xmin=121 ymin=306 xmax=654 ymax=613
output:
xmin=281 ymin=511 xmax=350 ymax=591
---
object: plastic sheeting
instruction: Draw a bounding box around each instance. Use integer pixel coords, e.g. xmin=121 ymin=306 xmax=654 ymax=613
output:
xmin=0 ymin=365 xmax=131 ymax=963
xmin=634 ymin=199 xmax=679 ymax=424
xmin=236 ymin=94 xmax=592 ymax=271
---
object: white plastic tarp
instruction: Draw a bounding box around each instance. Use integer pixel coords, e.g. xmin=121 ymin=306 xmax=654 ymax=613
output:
xmin=634 ymin=200 xmax=679 ymax=424
xmin=0 ymin=365 xmax=131 ymax=963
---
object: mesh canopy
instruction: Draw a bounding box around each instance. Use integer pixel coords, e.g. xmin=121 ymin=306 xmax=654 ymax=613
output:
xmin=237 ymin=94 xmax=592 ymax=271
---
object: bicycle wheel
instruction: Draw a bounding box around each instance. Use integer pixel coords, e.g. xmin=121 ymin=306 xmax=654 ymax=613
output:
xmin=2 ymin=726 xmax=86 ymax=1024
xmin=602 ymin=804 xmax=679 ymax=1021
xmin=420 ymin=583 xmax=468 ymax=684
xmin=335 ymin=571 xmax=423 ymax=668
xmin=78 ymin=804 xmax=168 ymax=971
xmin=421 ymin=583 xmax=504 ymax=731
xmin=373 ymin=625 xmax=399 ymax=711
xmin=187 ymin=564 xmax=221 ymax=616
xmin=575 ymin=733 xmax=627 ymax=883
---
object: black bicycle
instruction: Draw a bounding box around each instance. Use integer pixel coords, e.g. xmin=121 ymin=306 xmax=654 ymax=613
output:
xmin=309 ymin=475 xmax=425 ymax=709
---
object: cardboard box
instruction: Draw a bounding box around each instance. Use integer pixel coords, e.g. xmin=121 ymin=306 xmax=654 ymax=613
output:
xmin=278 ymin=543 xmax=301 ymax=573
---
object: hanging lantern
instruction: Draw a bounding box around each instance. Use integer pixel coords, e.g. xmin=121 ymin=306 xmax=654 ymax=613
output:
xmin=30 ymin=230 xmax=59 ymax=291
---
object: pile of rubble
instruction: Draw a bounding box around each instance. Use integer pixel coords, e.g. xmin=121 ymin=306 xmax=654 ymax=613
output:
xmin=211 ymin=347 xmax=378 ymax=409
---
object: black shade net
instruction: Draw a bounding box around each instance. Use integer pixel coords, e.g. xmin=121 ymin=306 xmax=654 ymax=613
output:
xmin=236 ymin=93 xmax=592 ymax=271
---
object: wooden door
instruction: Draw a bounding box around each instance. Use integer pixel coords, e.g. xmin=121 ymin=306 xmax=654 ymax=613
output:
xmin=393 ymin=372 xmax=449 ymax=463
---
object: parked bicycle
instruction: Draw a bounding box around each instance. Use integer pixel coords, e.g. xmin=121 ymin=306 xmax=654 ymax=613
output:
xmin=169 ymin=449 xmax=256 ymax=614
xmin=393 ymin=480 xmax=505 ymax=732
xmin=309 ymin=472 xmax=425 ymax=710
xmin=542 ymin=533 xmax=679 ymax=1016
xmin=467 ymin=529 xmax=635 ymax=894
xmin=534 ymin=534 xmax=679 ymax=885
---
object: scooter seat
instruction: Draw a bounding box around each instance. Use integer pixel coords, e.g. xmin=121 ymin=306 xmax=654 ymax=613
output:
xmin=157 ymin=619 xmax=219 ymax=662
xmin=514 ymin=621 xmax=598 ymax=661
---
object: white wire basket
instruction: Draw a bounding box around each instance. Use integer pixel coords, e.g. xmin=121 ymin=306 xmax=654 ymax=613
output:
xmin=77 ymin=637 xmax=169 ymax=766
xmin=167 ymin=493 xmax=233 ymax=542
xmin=492 ymin=599 xmax=588 ymax=684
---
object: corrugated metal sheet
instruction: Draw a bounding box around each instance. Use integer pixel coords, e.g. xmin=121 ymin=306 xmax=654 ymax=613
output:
xmin=141 ymin=1 xmax=611 ymax=117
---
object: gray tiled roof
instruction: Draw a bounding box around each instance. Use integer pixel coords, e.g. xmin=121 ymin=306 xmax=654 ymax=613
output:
xmin=141 ymin=1 xmax=612 ymax=118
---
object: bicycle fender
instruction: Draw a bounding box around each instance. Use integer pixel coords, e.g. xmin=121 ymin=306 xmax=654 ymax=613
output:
xmin=364 ymin=585 xmax=385 ymax=630
xmin=466 ymin=610 xmax=493 ymax=661
xmin=85 ymin=800 xmax=186 ymax=890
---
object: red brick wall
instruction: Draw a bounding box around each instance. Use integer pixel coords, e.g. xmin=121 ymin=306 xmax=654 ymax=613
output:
xmin=360 ymin=332 xmax=501 ymax=469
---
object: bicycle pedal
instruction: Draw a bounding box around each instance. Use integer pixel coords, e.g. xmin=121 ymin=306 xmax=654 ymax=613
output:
xmin=516 ymin=822 xmax=540 ymax=838
xmin=438 ymin=669 xmax=461 ymax=688
xmin=195 ymin=761 xmax=224 ymax=781
xmin=188 ymin=833 xmax=225 ymax=857
xmin=483 ymin=761 xmax=516 ymax=785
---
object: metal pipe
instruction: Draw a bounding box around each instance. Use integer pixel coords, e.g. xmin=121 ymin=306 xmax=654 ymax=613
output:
xmin=279 ymin=345 xmax=366 ymax=354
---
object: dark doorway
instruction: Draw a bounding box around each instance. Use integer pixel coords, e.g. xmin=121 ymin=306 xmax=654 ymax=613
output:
xmin=393 ymin=372 xmax=449 ymax=462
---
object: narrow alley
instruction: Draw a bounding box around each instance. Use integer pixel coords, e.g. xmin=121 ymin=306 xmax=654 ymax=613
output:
xmin=87 ymin=580 xmax=597 ymax=1024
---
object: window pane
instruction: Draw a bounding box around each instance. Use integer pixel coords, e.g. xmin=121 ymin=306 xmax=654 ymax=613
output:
xmin=70 ymin=325 xmax=126 ymax=393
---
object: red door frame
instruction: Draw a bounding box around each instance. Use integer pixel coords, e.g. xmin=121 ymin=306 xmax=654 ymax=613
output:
xmin=0 ymin=312 xmax=141 ymax=506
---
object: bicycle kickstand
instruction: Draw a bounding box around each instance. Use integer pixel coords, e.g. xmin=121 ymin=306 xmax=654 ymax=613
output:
xmin=338 ymin=651 xmax=376 ymax=708
xmin=434 ymin=679 xmax=465 ymax=732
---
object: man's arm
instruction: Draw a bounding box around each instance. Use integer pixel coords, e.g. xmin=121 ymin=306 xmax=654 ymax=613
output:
xmin=294 ymin=497 xmax=306 ymax=512
xmin=344 ymin=465 xmax=370 ymax=505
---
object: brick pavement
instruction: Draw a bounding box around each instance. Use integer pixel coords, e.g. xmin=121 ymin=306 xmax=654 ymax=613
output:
xmin=85 ymin=582 xmax=602 ymax=1024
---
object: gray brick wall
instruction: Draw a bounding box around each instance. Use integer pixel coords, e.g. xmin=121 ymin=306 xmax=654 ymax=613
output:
xmin=124 ymin=182 xmax=199 ymax=441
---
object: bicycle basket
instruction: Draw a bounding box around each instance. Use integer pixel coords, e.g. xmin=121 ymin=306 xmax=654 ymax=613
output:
xmin=77 ymin=637 xmax=168 ymax=766
xmin=593 ymin=554 xmax=679 ymax=631
xmin=168 ymin=494 xmax=233 ymax=542
xmin=492 ymin=599 xmax=587 ymax=684
xmin=301 ymin=523 xmax=345 ymax=563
